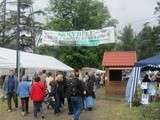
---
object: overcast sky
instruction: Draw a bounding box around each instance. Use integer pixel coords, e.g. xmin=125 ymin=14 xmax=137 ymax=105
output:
xmin=33 ymin=0 xmax=158 ymax=32
xmin=1 ymin=0 xmax=159 ymax=32
xmin=105 ymin=0 xmax=158 ymax=32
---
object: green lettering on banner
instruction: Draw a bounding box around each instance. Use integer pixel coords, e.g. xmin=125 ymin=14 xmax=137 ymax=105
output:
xmin=58 ymin=32 xmax=65 ymax=37
xmin=77 ymin=39 xmax=99 ymax=46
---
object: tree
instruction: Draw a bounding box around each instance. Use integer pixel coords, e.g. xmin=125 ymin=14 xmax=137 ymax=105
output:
xmin=0 ymin=0 xmax=44 ymax=50
xmin=117 ymin=24 xmax=136 ymax=51
xmin=155 ymin=2 xmax=160 ymax=23
xmin=135 ymin=23 xmax=160 ymax=59
xmin=38 ymin=0 xmax=117 ymax=69
xmin=46 ymin=0 xmax=116 ymax=31
xmin=121 ymin=2 xmax=160 ymax=60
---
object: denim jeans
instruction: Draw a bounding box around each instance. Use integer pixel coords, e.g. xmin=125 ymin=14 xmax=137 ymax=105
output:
xmin=71 ymin=96 xmax=83 ymax=120
xmin=55 ymin=99 xmax=61 ymax=113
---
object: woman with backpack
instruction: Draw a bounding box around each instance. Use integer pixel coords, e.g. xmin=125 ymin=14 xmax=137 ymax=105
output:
xmin=85 ymin=72 xmax=96 ymax=111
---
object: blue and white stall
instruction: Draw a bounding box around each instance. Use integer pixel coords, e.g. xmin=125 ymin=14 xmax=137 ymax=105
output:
xmin=126 ymin=54 xmax=160 ymax=108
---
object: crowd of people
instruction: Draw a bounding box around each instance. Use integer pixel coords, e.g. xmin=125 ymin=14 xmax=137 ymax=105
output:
xmin=1 ymin=69 xmax=105 ymax=120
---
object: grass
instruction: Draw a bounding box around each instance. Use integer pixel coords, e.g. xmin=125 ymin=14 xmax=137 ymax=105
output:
xmin=80 ymin=89 xmax=141 ymax=120
xmin=0 ymin=99 xmax=3 ymax=112
xmin=0 ymin=97 xmax=6 ymax=112
xmin=92 ymin=100 xmax=141 ymax=120
xmin=0 ymin=88 xmax=141 ymax=120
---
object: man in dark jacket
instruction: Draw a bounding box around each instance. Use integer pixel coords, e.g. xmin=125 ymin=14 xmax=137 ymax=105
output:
xmin=3 ymin=70 xmax=18 ymax=112
xmin=57 ymin=75 xmax=65 ymax=108
xmin=64 ymin=73 xmax=75 ymax=115
xmin=70 ymin=71 xmax=85 ymax=120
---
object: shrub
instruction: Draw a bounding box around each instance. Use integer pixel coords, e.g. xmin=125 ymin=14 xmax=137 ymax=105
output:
xmin=132 ymin=84 xmax=142 ymax=107
xmin=140 ymin=102 xmax=160 ymax=120
xmin=132 ymin=97 xmax=141 ymax=107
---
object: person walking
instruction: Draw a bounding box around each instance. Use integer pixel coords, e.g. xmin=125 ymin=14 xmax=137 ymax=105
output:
xmin=95 ymin=73 xmax=101 ymax=89
xmin=83 ymin=72 xmax=89 ymax=83
xmin=64 ymin=72 xmax=75 ymax=115
xmin=70 ymin=71 xmax=85 ymax=120
xmin=49 ymin=75 xmax=61 ymax=114
xmin=17 ymin=75 xmax=31 ymax=116
xmin=46 ymin=72 xmax=54 ymax=93
xmin=30 ymin=77 xmax=46 ymax=120
xmin=57 ymin=74 xmax=65 ymax=108
xmin=3 ymin=70 xmax=18 ymax=112
xmin=40 ymin=70 xmax=47 ymax=83
xmin=85 ymin=73 xmax=96 ymax=111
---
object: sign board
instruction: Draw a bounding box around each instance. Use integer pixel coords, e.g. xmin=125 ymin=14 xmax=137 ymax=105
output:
xmin=39 ymin=27 xmax=115 ymax=46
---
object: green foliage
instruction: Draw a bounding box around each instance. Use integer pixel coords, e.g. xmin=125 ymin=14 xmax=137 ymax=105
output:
xmin=0 ymin=0 xmax=44 ymax=49
xmin=155 ymin=2 xmax=160 ymax=23
xmin=46 ymin=0 xmax=113 ymax=31
xmin=116 ymin=24 xmax=136 ymax=51
xmin=112 ymin=0 xmax=160 ymax=60
xmin=136 ymin=23 xmax=160 ymax=59
xmin=41 ymin=0 xmax=117 ymax=69
xmin=117 ymin=23 xmax=160 ymax=60
xmin=132 ymin=85 xmax=142 ymax=107
xmin=38 ymin=43 xmax=116 ymax=69
xmin=140 ymin=102 xmax=160 ymax=120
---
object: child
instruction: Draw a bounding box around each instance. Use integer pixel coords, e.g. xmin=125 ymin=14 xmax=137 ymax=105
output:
xmin=18 ymin=75 xmax=30 ymax=116
xmin=30 ymin=77 xmax=46 ymax=120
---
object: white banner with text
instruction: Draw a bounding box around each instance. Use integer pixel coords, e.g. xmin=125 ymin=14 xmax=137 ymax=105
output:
xmin=39 ymin=27 xmax=115 ymax=46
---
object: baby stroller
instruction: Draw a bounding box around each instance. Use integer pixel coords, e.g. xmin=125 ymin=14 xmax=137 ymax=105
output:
xmin=44 ymin=92 xmax=56 ymax=111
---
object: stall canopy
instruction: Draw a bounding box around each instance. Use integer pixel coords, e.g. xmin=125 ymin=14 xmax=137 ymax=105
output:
xmin=135 ymin=55 xmax=160 ymax=67
xmin=82 ymin=67 xmax=105 ymax=73
xmin=0 ymin=57 xmax=15 ymax=68
xmin=126 ymin=54 xmax=160 ymax=107
xmin=0 ymin=47 xmax=73 ymax=71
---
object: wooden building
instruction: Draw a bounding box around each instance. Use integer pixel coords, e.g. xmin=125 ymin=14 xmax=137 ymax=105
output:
xmin=102 ymin=51 xmax=137 ymax=96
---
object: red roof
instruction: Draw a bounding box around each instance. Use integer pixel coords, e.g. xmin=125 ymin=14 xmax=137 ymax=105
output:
xmin=102 ymin=51 xmax=137 ymax=67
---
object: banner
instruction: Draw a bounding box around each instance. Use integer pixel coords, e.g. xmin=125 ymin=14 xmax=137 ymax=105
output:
xmin=39 ymin=27 xmax=115 ymax=46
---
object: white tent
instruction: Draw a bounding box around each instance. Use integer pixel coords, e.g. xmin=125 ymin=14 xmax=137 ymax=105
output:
xmin=0 ymin=57 xmax=15 ymax=68
xmin=0 ymin=47 xmax=73 ymax=71
xmin=82 ymin=67 xmax=105 ymax=73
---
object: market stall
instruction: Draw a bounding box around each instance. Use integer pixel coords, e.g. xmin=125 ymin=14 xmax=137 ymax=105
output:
xmin=103 ymin=51 xmax=137 ymax=96
xmin=0 ymin=47 xmax=73 ymax=71
xmin=126 ymin=54 xmax=160 ymax=107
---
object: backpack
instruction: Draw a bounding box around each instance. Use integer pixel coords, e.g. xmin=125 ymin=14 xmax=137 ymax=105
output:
xmin=70 ymin=78 xmax=80 ymax=96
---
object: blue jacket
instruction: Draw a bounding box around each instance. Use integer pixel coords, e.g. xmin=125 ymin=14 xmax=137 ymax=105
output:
xmin=18 ymin=81 xmax=31 ymax=98
xmin=3 ymin=75 xmax=18 ymax=93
